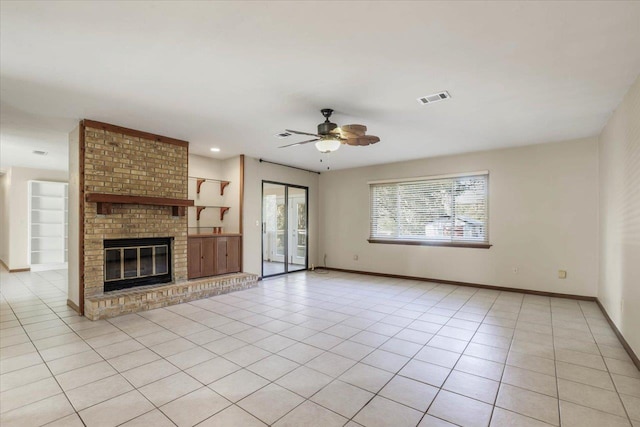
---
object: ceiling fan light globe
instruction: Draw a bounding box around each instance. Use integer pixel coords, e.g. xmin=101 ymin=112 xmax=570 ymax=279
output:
xmin=315 ymin=139 xmax=341 ymax=153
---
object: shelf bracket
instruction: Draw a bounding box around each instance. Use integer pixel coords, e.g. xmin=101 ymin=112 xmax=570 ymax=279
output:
xmin=196 ymin=206 xmax=207 ymax=221
xmin=196 ymin=179 xmax=206 ymax=194
xmin=172 ymin=206 xmax=186 ymax=217
xmin=96 ymin=202 xmax=112 ymax=215
xmin=220 ymin=207 xmax=230 ymax=221
xmin=220 ymin=181 xmax=230 ymax=196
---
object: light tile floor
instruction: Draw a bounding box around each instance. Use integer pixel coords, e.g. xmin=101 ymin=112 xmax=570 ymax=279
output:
xmin=262 ymin=262 xmax=306 ymax=277
xmin=1 ymin=267 xmax=639 ymax=426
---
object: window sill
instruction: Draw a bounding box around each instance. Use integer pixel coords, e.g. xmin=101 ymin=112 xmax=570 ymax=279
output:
xmin=367 ymin=239 xmax=492 ymax=249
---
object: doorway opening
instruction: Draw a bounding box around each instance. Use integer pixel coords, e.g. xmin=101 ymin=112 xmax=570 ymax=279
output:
xmin=262 ymin=181 xmax=308 ymax=278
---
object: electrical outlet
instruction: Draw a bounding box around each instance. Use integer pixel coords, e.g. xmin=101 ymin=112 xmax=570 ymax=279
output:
xmin=512 ymin=267 xmax=519 ymax=274
xmin=353 ymin=255 xmax=359 ymax=261
xmin=558 ymin=270 xmax=567 ymax=279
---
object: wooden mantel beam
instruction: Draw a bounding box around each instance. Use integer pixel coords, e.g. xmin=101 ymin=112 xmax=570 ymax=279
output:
xmin=86 ymin=193 xmax=194 ymax=217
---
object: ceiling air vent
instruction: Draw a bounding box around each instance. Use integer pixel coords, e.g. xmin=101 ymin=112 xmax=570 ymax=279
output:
xmin=275 ymin=132 xmax=292 ymax=138
xmin=417 ymin=91 xmax=451 ymax=105
xmin=33 ymin=150 xmax=48 ymax=156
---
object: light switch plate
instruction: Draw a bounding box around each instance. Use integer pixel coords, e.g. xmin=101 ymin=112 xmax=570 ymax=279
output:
xmin=558 ymin=270 xmax=567 ymax=279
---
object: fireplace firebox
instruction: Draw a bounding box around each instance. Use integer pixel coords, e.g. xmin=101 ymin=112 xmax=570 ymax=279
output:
xmin=104 ymin=237 xmax=172 ymax=292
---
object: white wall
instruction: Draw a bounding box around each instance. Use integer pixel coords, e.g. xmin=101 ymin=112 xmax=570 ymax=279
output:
xmin=67 ymin=125 xmax=80 ymax=306
xmin=243 ymin=157 xmax=320 ymax=276
xmin=598 ymin=75 xmax=640 ymax=356
xmin=1 ymin=166 xmax=68 ymax=271
xmin=319 ymin=138 xmax=599 ymax=296
xmin=0 ymin=170 xmax=12 ymax=268
xmin=222 ymin=156 xmax=241 ymax=234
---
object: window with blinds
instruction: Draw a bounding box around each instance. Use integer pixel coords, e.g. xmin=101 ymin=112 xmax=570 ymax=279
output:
xmin=369 ymin=172 xmax=489 ymax=247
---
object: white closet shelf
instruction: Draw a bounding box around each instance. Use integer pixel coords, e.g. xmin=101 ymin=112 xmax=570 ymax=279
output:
xmin=30 ymin=180 xmax=69 ymax=266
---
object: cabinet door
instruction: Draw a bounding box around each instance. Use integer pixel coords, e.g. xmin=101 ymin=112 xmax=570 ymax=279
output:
xmin=202 ymin=237 xmax=216 ymax=277
xmin=215 ymin=237 xmax=228 ymax=275
xmin=226 ymin=237 xmax=240 ymax=273
xmin=187 ymin=238 xmax=203 ymax=279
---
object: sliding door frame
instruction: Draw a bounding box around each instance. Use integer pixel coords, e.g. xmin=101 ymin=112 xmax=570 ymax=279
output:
xmin=261 ymin=180 xmax=309 ymax=278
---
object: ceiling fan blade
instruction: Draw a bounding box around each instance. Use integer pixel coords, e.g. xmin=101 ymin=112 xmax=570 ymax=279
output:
xmin=278 ymin=138 xmax=320 ymax=148
xmin=285 ymin=129 xmax=321 ymax=137
xmin=338 ymin=129 xmax=362 ymax=140
xmin=345 ymin=135 xmax=380 ymax=146
xmin=339 ymin=124 xmax=367 ymax=137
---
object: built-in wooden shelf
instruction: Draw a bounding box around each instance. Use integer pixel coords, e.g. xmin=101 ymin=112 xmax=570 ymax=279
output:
xmin=187 ymin=231 xmax=242 ymax=237
xmin=188 ymin=176 xmax=230 ymax=196
xmin=86 ymin=193 xmax=194 ymax=216
xmin=191 ymin=205 xmax=230 ymax=221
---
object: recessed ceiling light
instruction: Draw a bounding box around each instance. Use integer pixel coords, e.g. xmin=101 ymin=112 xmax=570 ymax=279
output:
xmin=33 ymin=150 xmax=48 ymax=155
xmin=210 ymin=148 xmax=221 ymax=152
xmin=417 ymin=91 xmax=451 ymax=105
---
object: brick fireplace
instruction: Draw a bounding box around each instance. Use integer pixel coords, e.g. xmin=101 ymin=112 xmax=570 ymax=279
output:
xmin=81 ymin=122 xmax=189 ymax=304
xmin=76 ymin=120 xmax=257 ymax=320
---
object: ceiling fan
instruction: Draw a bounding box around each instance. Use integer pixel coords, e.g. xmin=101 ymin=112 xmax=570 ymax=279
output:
xmin=279 ymin=109 xmax=380 ymax=153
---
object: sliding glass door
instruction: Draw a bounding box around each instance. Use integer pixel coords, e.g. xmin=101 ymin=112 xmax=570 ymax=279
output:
xmin=262 ymin=182 xmax=308 ymax=277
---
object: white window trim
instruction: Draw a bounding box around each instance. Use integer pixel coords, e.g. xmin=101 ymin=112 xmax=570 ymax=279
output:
xmin=368 ymin=171 xmax=491 ymax=249
xmin=368 ymin=170 xmax=489 ymax=185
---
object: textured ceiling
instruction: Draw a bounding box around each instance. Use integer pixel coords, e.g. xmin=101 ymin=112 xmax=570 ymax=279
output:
xmin=1 ymin=1 xmax=639 ymax=172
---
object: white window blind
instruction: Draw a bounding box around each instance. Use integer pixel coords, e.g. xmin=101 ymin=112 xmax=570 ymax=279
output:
xmin=370 ymin=172 xmax=489 ymax=245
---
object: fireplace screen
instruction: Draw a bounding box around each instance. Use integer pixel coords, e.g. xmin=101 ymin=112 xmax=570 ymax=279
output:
xmin=104 ymin=238 xmax=172 ymax=292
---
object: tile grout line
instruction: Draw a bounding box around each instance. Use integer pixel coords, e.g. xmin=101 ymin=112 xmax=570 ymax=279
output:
xmin=258 ymin=280 xmax=450 ymax=423
xmin=2 ymin=270 xmax=638 ymax=427
xmin=350 ymin=285 xmax=491 ymax=425
xmin=487 ymin=290 xmax=526 ymax=426
xmin=174 ymin=279 xmax=521 ymax=425
xmin=577 ymin=300 xmax=634 ymax=425
xmin=335 ymin=299 xmax=446 ymax=423
xmin=100 ymin=307 xmax=282 ymax=423
xmin=98 ymin=284 xmax=394 ymax=426
xmin=422 ymin=286 xmax=511 ymax=426
xmin=2 ymin=270 xmax=88 ymax=427
xmin=235 ymin=283 xmax=452 ymax=425
xmin=550 ymin=297 xmax=561 ymax=426
xmin=248 ymin=277 xmax=461 ymax=425
xmin=3 ymin=270 xmax=177 ymax=426
xmin=354 ymin=280 xmax=469 ymax=424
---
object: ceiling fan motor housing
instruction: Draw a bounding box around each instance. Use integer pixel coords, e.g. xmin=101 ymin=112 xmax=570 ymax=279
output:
xmin=318 ymin=121 xmax=337 ymax=135
xmin=318 ymin=108 xmax=338 ymax=135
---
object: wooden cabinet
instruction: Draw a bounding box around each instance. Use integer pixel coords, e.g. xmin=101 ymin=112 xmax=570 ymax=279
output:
xmin=226 ymin=236 xmax=241 ymax=273
xmin=187 ymin=237 xmax=206 ymax=278
xmin=187 ymin=235 xmax=241 ymax=279
xmin=216 ymin=236 xmax=240 ymax=275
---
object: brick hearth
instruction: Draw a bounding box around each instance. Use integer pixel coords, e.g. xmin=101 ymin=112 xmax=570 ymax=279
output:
xmin=84 ymin=272 xmax=258 ymax=320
